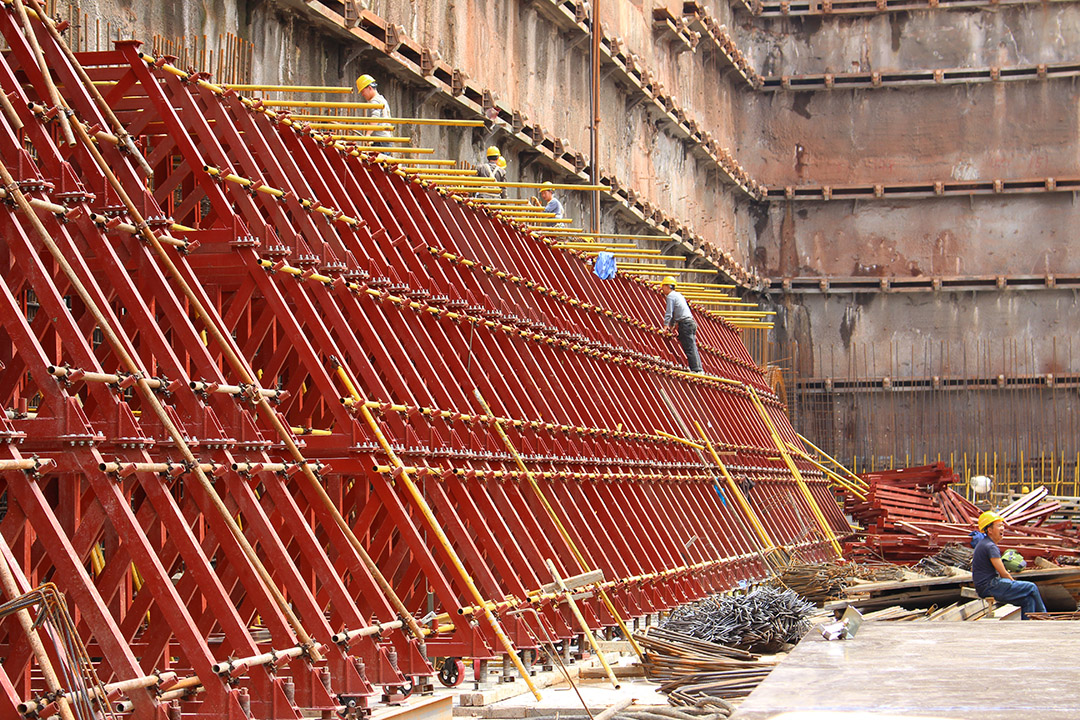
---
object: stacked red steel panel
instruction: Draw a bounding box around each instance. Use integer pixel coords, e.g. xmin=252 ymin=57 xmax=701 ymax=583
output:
xmin=845 ymin=465 xmax=1080 ymax=562
xmin=0 ymin=8 xmax=850 ymax=720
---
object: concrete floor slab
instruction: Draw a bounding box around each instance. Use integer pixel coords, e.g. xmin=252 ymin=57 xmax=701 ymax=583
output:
xmin=732 ymin=622 xmax=1080 ymax=720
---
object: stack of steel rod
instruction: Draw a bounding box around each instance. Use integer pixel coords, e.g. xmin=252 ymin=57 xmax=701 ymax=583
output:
xmin=774 ymin=562 xmax=852 ymax=601
xmin=660 ymin=587 xmax=816 ymax=650
xmin=636 ymin=627 xmax=776 ymax=701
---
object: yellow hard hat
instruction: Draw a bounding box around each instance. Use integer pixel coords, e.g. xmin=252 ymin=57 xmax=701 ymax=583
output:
xmin=977 ymin=510 xmax=1004 ymax=532
xmin=486 ymin=146 xmax=501 ymax=159
xmin=661 ymin=275 xmax=677 ymax=287
xmin=541 ymin=181 xmax=554 ymax=189
xmin=496 ymin=157 xmax=507 ymax=168
xmin=356 ymin=74 xmax=376 ymax=92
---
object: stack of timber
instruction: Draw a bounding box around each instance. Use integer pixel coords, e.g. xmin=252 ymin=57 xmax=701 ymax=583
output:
xmin=845 ymin=466 xmax=1080 ymax=563
xmin=830 ymin=565 xmax=1080 ymax=611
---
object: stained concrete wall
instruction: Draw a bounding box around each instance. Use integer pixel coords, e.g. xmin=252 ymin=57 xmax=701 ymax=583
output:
xmin=738 ymin=82 xmax=1079 ymax=186
xmin=755 ymin=195 xmax=1078 ymax=278
xmin=768 ymin=289 xmax=1080 ymax=378
xmin=741 ymin=5 xmax=1080 ymax=75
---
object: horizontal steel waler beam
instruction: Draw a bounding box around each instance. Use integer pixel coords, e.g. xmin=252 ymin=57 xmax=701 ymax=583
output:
xmin=761 ymin=60 xmax=1080 ymax=91
xmin=767 ymin=273 xmax=1080 ymax=294
xmin=730 ymin=0 xmax=1076 ymax=18
xmin=767 ymin=175 xmax=1080 ymax=201
xmin=795 ymin=372 xmax=1080 ymax=393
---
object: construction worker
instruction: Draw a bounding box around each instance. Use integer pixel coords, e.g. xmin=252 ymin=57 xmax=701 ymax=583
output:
xmin=476 ymin=146 xmax=506 ymax=198
xmin=972 ymin=511 xmax=1046 ymax=619
xmin=356 ymin=74 xmax=391 ymax=146
xmin=660 ymin=276 xmax=702 ymax=374
xmin=538 ymin=182 xmax=564 ymax=219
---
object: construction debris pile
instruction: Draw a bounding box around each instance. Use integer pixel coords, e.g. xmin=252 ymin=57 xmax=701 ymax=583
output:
xmin=660 ymin=587 xmax=815 ymax=651
xmin=845 ymin=465 xmax=1080 ymax=563
xmin=636 ymin=627 xmax=777 ymax=705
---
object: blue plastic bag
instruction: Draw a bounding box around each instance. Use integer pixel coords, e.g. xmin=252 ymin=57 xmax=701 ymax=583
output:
xmin=593 ymin=252 xmax=616 ymax=280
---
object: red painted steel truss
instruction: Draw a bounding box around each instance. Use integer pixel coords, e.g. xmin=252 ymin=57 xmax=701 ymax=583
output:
xmin=0 ymin=7 xmax=850 ymax=720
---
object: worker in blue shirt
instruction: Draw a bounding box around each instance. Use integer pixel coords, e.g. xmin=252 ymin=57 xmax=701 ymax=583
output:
xmin=972 ymin=511 xmax=1046 ymax=619
xmin=539 ymin=182 xmax=564 ymax=219
xmin=660 ymin=276 xmax=702 ymax=374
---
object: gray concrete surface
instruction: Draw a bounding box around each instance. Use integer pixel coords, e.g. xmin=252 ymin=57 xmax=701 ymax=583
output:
xmin=731 ymin=622 xmax=1080 ymax=720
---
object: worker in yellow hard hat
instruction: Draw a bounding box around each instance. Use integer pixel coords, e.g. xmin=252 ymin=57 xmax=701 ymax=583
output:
xmin=659 ymin=276 xmax=702 ymax=374
xmin=972 ymin=510 xmax=1045 ymax=618
xmin=356 ymin=73 xmax=392 ymax=146
xmin=476 ymin=146 xmax=506 ymax=198
xmin=538 ymin=181 xmax=564 ymax=219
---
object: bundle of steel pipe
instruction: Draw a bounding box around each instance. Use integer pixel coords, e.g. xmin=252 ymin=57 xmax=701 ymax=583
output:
xmin=0 ymin=8 xmax=851 ymax=719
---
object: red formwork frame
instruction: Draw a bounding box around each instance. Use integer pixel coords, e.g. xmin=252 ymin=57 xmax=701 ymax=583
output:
xmin=0 ymin=7 xmax=850 ymax=720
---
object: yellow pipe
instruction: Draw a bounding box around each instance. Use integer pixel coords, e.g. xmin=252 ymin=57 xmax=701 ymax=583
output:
xmin=290 ymin=113 xmax=486 ymax=126
xmin=588 ymin=252 xmax=688 ymax=261
xmin=334 ymin=373 xmax=541 ymax=699
xmin=746 ymin=387 xmax=843 ymax=556
xmin=223 ymin=83 xmax=354 ymax=93
xmin=290 ymin=426 xmax=333 ymax=437
xmin=651 ymin=281 xmax=738 ymax=289
xmin=797 ymin=433 xmax=869 ymax=490
xmin=693 ymin=421 xmax=777 ymax=551
xmin=653 ymin=430 xmax=706 ymax=450
xmin=419 ymin=178 xmax=610 ymax=191
xmin=579 ymin=247 xmax=665 ymax=254
xmin=379 ymin=159 xmax=457 ymax=166
xmin=785 ymin=442 xmax=867 ymax=500
xmin=541 ymin=231 xmax=677 ymax=240
xmin=620 ymin=266 xmax=720 ymax=276
xmin=474 ymin=389 xmax=644 ymax=662
xmin=557 ymin=242 xmax=641 ymax=249
xmin=399 ymin=168 xmax=477 ymax=175
xmin=467 ymin=197 xmax=532 ymax=204
xmin=508 ymin=217 xmax=573 ymax=224
xmin=353 ymin=147 xmax=435 ymax=154
xmin=256 ymin=99 xmax=384 ymax=109
xmin=326 ymin=134 xmax=413 ymax=143
xmin=545 ymin=559 xmax=622 ymax=689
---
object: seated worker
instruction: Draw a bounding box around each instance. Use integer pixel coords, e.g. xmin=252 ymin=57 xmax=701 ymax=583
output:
xmin=972 ymin=511 xmax=1046 ymax=619
xmin=475 ymin=146 xmax=507 ymax=198
xmin=356 ymin=74 xmax=391 ymax=146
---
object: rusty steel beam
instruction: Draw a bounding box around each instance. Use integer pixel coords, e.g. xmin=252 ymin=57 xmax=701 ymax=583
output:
xmin=761 ymin=61 xmax=1080 ymax=91
xmin=796 ymin=373 xmax=1078 ymax=394
xmin=726 ymin=0 xmax=1079 ymax=17
xmin=767 ymin=274 xmax=1080 ymax=294
xmin=767 ymin=176 xmax=1080 ymax=202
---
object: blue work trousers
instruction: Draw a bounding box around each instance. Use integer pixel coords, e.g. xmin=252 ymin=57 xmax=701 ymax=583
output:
xmin=676 ymin=318 xmax=702 ymax=373
xmin=983 ymin=576 xmax=1047 ymax=619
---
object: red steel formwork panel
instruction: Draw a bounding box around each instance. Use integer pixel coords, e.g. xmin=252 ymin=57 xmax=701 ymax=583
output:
xmin=0 ymin=7 xmax=851 ymax=720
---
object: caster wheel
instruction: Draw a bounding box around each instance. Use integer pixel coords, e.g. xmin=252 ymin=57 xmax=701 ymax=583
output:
xmin=438 ymin=658 xmax=465 ymax=688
